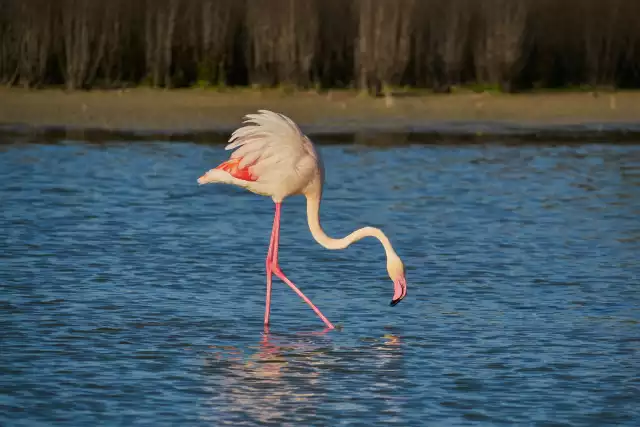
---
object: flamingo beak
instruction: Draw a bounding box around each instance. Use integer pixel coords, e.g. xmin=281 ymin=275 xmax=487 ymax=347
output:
xmin=198 ymin=170 xmax=215 ymax=185
xmin=390 ymin=275 xmax=407 ymax=307
xmin=197 ymin=173 xmax=209 ymax=185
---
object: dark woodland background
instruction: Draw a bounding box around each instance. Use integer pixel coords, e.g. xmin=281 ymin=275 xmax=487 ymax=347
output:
xmin=1 ymin=0 xmax=639 ymax=93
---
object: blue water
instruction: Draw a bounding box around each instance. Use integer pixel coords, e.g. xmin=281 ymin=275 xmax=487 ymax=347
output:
xmin=1 ymin=137 xmax=639 ymax=426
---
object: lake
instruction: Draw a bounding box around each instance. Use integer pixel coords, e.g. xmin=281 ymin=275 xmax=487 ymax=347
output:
xmin=1 ymin=135 xmax=639 ymax=426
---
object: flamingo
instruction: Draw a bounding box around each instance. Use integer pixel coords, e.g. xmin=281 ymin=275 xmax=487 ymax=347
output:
xmin=197 ymin=110 xmax=407 ymax=329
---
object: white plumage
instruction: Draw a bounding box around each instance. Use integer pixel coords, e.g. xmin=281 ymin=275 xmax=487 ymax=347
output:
xmin=227 ymin=110 xmax=307 ymax=167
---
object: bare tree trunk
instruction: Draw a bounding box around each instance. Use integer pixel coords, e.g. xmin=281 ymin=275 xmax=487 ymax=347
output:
xmin=245 ymin=0 xmax=318 ymax=88
xmin=473 ymin=0 xmax=531 ymax=92
xmin=581 ymin=0 xmax=624 ymax=88
xmin=195 ymin=0 xmax=239 ymax=86
xmin=0 ymin=4 xmax=16 ymax=85
xmin=0 ymin=1 xmax=20 ymax=86
xmin=99 ymin=0 xmax=131 ymax=86
xmin=60 ymin=0 xmax=106 ymax=90
xmin=356 ymin=0 xmax=416 ymax=96
xmin=619 ymin=1 xmax=640 ymax=87
xmin=144 ymin=0 xmax=179 ymax=88
xmin=440 ymin=0 xmax=472 ymax=89
xmin=12 ymin=0 xmax=53 ymax=87
xmin=60 ymin=0 xmax=86 ymax=90
xmin=530 ymin=0 xmax=585 ymax=88
xmin=315 ymin=0 xmax=355 ymax=89
xmin=356 ymin=0 xmax=373 ymax=92
xmin=412 ymin=0 xmax=472 ymax=92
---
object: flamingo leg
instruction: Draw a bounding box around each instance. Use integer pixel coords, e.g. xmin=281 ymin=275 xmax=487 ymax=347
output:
xmin=270 ymin=203 xmax=335 ymax=329
xmin=264 ymin=208 xmax=278 ymax=327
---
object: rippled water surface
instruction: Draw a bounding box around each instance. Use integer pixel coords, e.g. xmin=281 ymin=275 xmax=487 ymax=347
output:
xmin=1 ymin=137 xmax=639 ymax=426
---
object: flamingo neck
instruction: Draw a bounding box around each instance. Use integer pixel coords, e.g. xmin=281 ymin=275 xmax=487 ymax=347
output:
xmin=305 ymin=192 xmax=397 ymax=258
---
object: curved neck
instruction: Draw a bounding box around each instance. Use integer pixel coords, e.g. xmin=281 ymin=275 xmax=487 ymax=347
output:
xmin=305 ymin=192 xmax=397 ymax=258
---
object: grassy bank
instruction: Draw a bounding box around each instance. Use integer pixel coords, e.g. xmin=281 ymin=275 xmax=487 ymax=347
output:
xmin=1 ymin=88 xmax=639 ymax=134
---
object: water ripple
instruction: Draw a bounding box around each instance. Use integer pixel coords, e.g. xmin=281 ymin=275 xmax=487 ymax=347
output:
xmin=1 ymin=140 xmax=639 ymax=426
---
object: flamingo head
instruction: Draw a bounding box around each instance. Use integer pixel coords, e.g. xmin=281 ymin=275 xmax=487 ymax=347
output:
xmin=387 ymin=253 xmax=407 ymax=307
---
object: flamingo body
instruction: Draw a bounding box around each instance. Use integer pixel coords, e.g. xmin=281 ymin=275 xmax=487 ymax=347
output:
xmin=198 ymin=110 xmax=407 ymax=329
xmin=201 ymin=110 xmax=321 ymax=201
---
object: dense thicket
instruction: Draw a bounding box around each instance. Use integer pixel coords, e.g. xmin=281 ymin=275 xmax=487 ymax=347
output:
xmin=0 ymin=0 xmax=638 ymax=92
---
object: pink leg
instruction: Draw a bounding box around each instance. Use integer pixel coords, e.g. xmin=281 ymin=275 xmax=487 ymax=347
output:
xmin=270 ymin=203 xmax=335 ymax=329
xmin=264 ymin=209 xmax=278 ymax=327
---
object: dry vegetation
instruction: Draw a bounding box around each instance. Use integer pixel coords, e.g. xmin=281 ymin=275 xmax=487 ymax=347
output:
xmin=0 ymin=0 xmax=638 ymax=93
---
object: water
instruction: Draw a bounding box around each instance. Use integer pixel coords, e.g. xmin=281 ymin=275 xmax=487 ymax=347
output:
xmin=1 ymin=137 xmax=639 ymax=426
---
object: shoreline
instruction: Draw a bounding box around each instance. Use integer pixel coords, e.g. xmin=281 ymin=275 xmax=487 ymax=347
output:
xmin=1 ymin=88 xmax=640 ymax=143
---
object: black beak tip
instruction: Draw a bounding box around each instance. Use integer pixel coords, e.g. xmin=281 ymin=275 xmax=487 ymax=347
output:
xmin=390 ymin=298 xmax=402 ymax=307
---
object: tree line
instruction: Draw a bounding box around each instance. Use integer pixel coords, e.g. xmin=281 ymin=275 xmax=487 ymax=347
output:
xmin=0 ymin=0 xmax=638 ymax=93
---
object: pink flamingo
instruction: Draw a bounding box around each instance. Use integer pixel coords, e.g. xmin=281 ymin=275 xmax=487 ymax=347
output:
xmin=197 ymin=110 xmax=407 ymax=329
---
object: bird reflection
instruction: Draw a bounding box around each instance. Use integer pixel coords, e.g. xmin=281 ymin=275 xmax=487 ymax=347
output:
xmin=383 ymin=333 xmax=401 ymax=346
xmin=201 ymin=328 xmax=331 ymax=425
xmin=201 ymin=328 xmax=407 ymax=424
xmin=246 ymin=326 xmax=334 ymax=379
xmin=372 ymin=331 xmax=404 ymax=371
xmin=366 ymin=330 xmax=407 ymax=418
